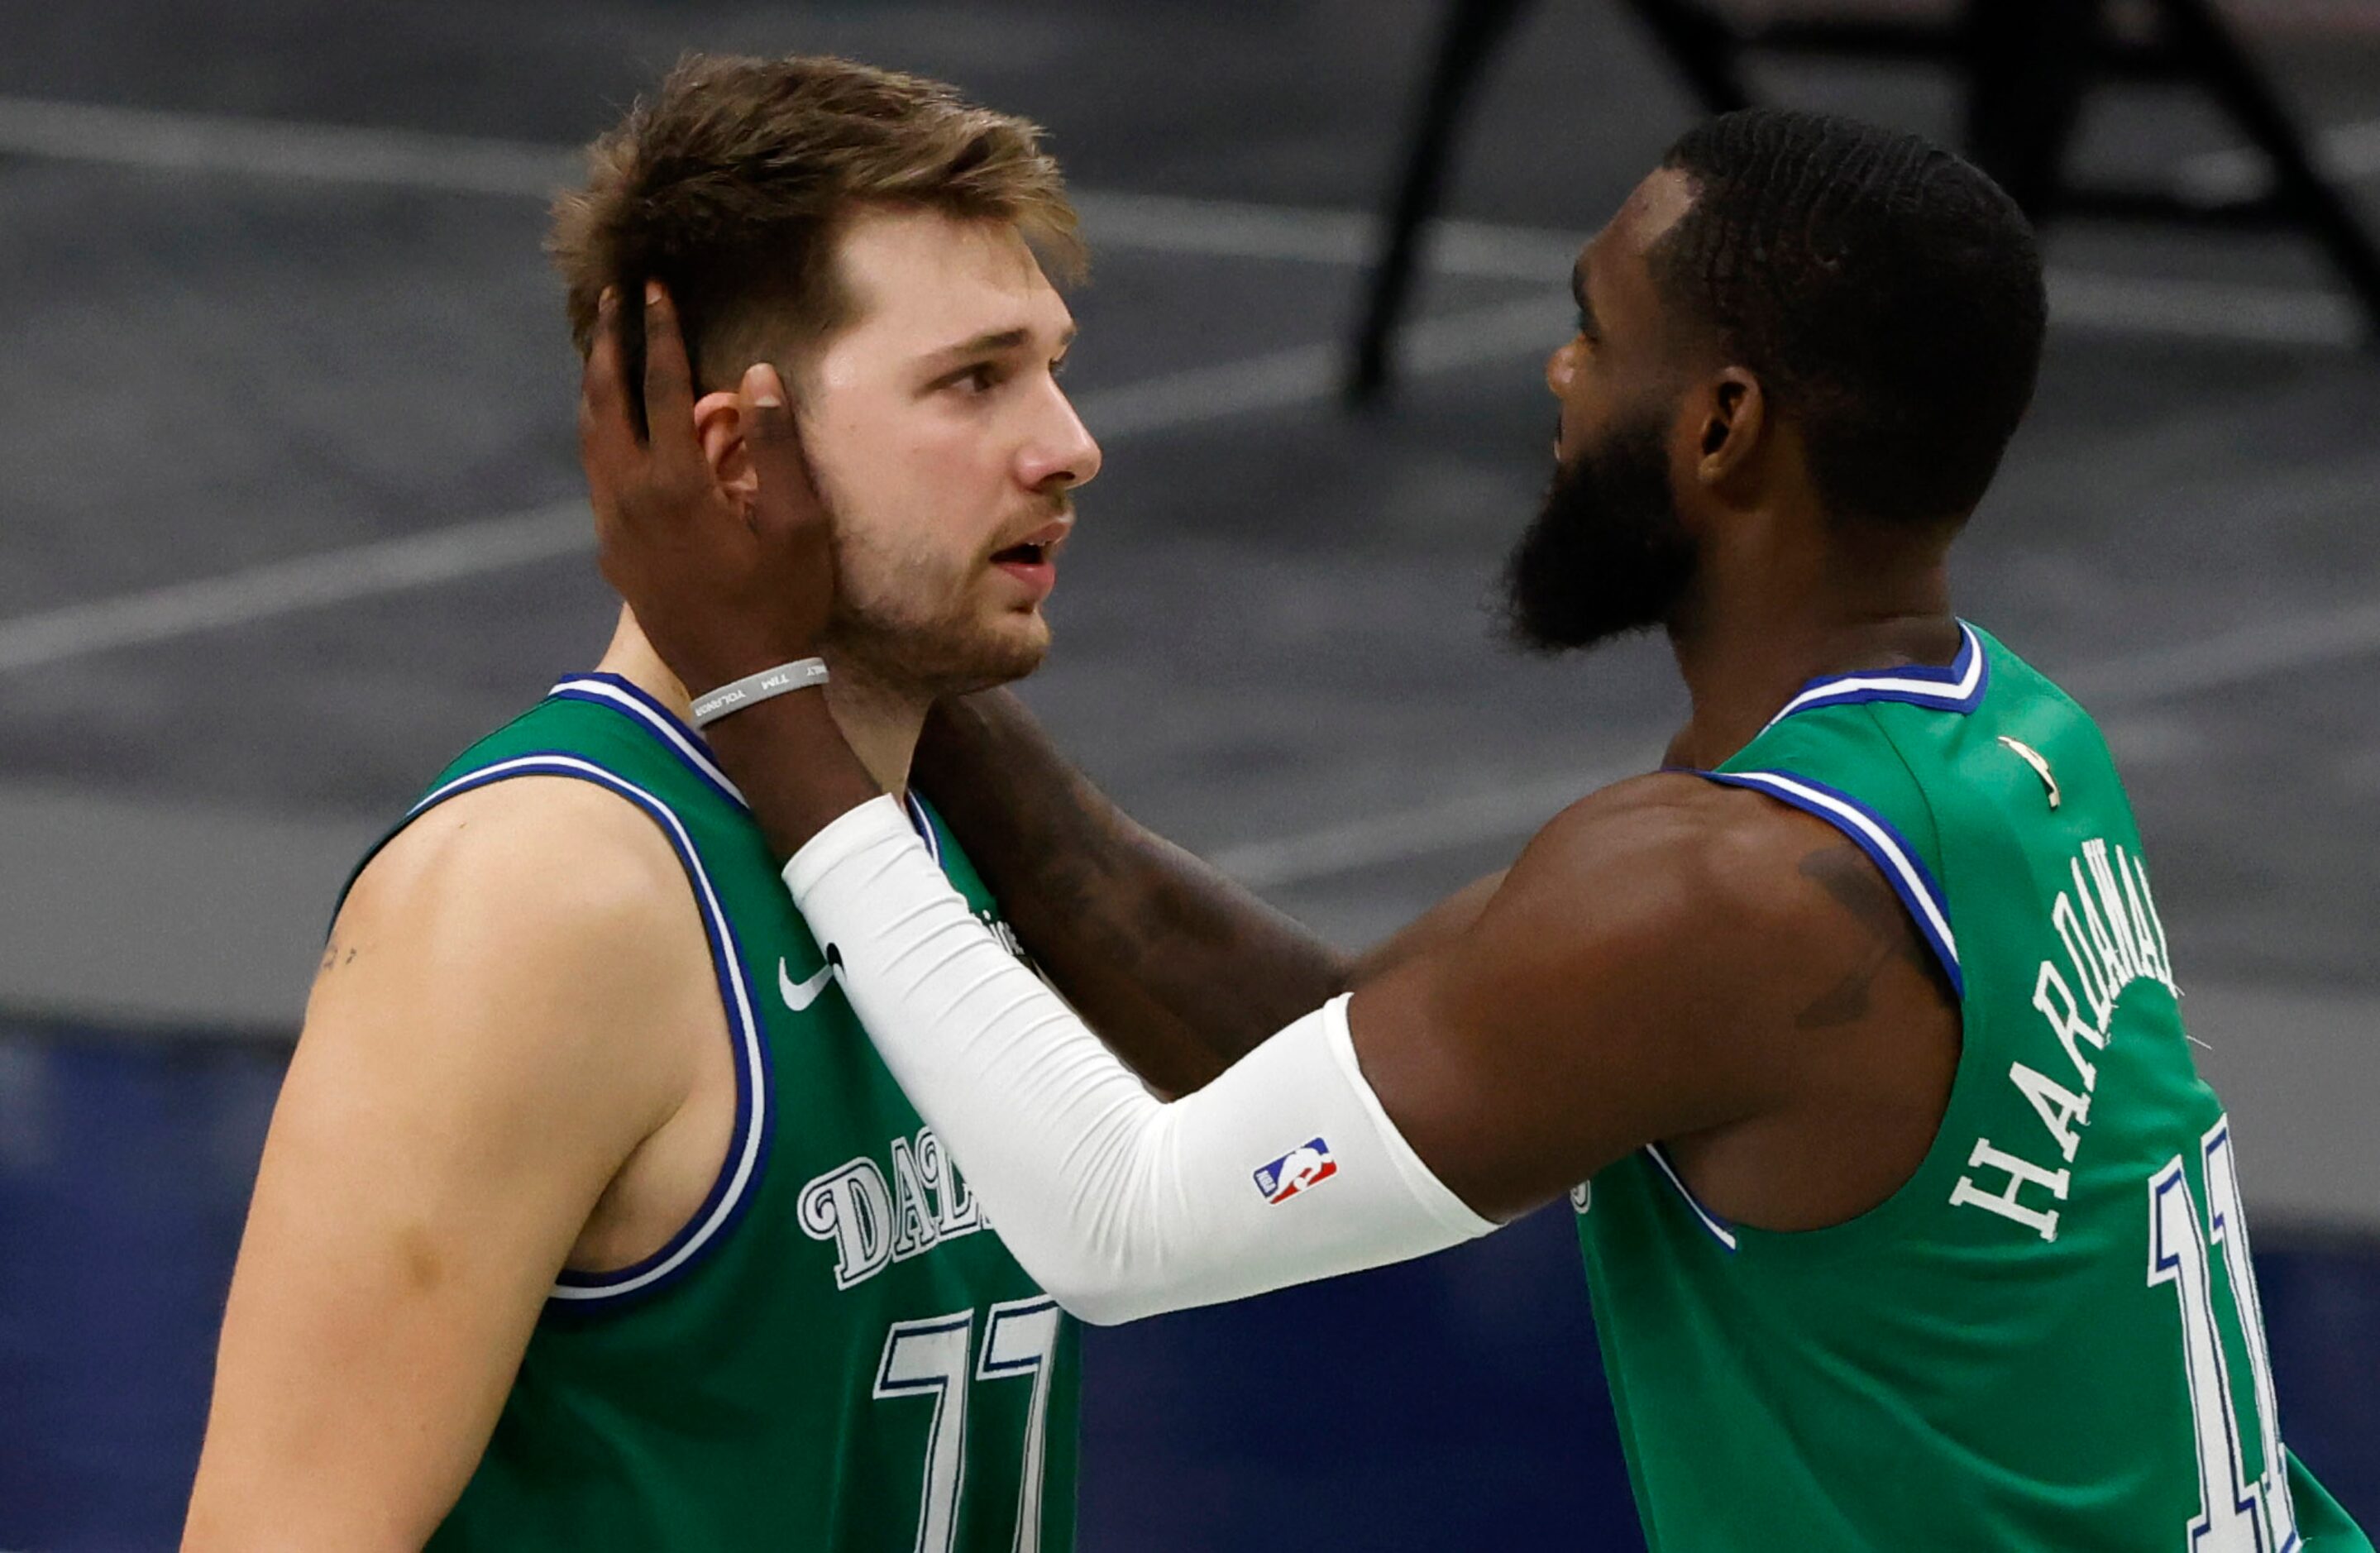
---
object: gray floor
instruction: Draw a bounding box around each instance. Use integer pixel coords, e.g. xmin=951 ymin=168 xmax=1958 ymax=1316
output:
xmin=7 ymin=4 xmax=2380 ymax=1547
xmin=2 ymin=2 xmax=2378 ymax=1225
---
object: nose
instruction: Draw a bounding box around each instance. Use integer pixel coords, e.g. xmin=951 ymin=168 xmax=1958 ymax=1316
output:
xmin=1546 ymin=337 xmax=1578 ymax=398
xmin=1022 ymin=380 xmax=1102 ymax=492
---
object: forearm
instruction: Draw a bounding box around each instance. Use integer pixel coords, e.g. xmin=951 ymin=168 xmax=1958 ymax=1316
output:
xmin=917 ymin=690 xmax=1351 ymax=1093
xmin=783 ymin=799 xmax=1493 ymax=1324
xmin=703 ymin=687 xmax=884 ymax=855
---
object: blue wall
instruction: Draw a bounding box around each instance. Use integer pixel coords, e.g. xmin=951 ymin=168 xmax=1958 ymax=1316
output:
xmin=2 ymin=1026 xmax=2371 ymax=1549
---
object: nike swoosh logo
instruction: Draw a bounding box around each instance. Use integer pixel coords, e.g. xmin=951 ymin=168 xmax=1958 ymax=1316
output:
xmin=779 ymin=956 xmax=837 ymax=1012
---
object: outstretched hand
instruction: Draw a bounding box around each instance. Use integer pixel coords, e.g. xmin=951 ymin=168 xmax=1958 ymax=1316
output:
xmin=580 ymin=282 xmax=834 ymax=697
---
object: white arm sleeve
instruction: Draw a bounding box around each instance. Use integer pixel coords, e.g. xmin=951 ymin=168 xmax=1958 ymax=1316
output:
xmin=784 ymin=796 xmax=1495 ymax=1326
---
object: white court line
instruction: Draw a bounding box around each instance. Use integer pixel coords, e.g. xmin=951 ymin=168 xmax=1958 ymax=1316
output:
xmin=1211 ymin=764 xmax=1642 ymax=890
xmin=0 ymin=289 xmax=1567 ymax=675
xmin=0 ymin=504 xmax=586 ymax=674
xmin=2175 ymin=117 xmax=2380 ymax=205
xmin=0 ymin=94 xmax=574 ymax=197
xmin=2 ymin=98 xmax=2375 ymax=886
xmin=1217 ymin=594 xmax=2380 ymax=888
xmin=0 ymin=94 xmax=2363 ymax=341
xmin=1084 ymin=289 xmax=1565 ymax=438
xmin=10 ymin=92 xmax=2380 ymax=215
xmin=1071 ymin=189 xmax=1578 ymax=283
xmin=2047 ymin=269 xmax=2358 ymax=346
xmin=2059 ymin=596 xmax=2380 ymax=705
xmin=0 ymin=94 xmax=1573 ymax=280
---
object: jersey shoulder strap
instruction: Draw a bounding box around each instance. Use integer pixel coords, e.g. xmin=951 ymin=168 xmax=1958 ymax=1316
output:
xmin=1700 ymin=622 xmax=1992 ymax=996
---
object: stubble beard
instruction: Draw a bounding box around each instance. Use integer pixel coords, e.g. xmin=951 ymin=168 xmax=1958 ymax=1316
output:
xmin=806 ymin=470 xmax=1061 ymax=701
xmin=822 ymin=593 xmax=1049 ymax=700
xmin=822 ymin=518 xmax=1052 ymax=700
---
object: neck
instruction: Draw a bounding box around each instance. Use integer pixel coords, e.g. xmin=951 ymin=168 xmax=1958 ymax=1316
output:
xmin=597 ymin=608 xmax=926 ymax=799
xmin=1662 ymin=518 xmax=1960 ymax=771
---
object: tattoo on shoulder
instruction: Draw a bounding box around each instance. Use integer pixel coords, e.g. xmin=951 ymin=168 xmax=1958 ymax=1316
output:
xmin=318 ymin=936 xmax=360 ymax=975
xmin=1793 ymin=841 xmax=1939 ymax=1030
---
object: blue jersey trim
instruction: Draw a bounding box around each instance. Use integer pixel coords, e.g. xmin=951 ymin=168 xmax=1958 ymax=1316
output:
xmin=1698 ymin=769 xmax=1964 ymax=999
xmin=403 ymin=752 xmax=774 ymax=1309
xmin=907 ymin=791 xmax=944 ymax=868
xmin=550 ymin=673 xmax=747 ymax=810
xmin=1642 ymin=1144 xmax=1738 ymax=1253
xmin=1766 ymin=621 xmax=1987 ymax=727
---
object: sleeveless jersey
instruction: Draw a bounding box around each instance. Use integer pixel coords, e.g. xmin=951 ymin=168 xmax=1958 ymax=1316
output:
xmin=341 ymin=673 xmax=1077 ymax=1551
xmin=1575 ymin=623 xmax=2368 ymax=1551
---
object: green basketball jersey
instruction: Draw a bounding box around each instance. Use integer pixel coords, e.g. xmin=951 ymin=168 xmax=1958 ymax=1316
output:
xmin=342 ymin=672 xmax=1077 ymax=1551
xmin=1575 ymin=623 xmax=2368 ymax=1551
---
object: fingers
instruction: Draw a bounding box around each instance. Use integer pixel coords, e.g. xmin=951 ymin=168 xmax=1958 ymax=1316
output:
xmin=579 ymin=288 xmax=633 ymax=485
xmin=640 ymin=282 xmax=701 ymax=461
xmin=741 ymin=360 xmax=789 ymax=425
xmin=582 ymin=289 xmax=625 ymax=416
xmin=738 ymin=361 xmax=827 ymax=538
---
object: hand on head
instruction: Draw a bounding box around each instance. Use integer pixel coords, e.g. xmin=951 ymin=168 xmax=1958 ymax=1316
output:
xmin=580 ymin=281 xmax=835 ymax=695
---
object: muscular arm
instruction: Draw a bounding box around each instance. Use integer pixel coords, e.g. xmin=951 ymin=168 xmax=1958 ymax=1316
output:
xmin=583 ymin=290 xmax=1952 ymax=1322
xmin=765 ymin=766 xmax=1939 ymax=1320
xmin=1347 ymin=781 xmax=1906 ymax=1218
xmin=184 ymin=783 xmax=700 ymax=1550
xmin=915 ymin=690 xmax=1502 ymax=1095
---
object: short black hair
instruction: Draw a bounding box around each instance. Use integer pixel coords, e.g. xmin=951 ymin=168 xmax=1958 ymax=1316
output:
xmin=1653 ymin=109 xmax=2047 ymax=526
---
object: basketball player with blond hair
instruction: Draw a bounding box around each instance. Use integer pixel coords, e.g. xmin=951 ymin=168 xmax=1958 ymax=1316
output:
xmin=188 ymin=55 xmax=1099 ymax=1551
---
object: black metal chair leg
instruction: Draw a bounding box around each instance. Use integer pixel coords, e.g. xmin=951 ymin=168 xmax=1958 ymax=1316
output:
xmin=1346 ymin=0 xmax=1536 ymax=404
xmin=1345 ymin=0 xmax=2380 ymax=398
xmin=1618 ymin=0 xmax=1754 ymax=120
xmin=2152 ymin=0 xmax=2380 ymax=345
xmin=1962 ymin=0 xmax=2105 ymax=221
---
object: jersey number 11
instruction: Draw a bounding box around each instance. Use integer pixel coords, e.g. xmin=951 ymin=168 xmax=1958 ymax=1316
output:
xmin=2148 ymin=1116 xmax=2299 ymax=1552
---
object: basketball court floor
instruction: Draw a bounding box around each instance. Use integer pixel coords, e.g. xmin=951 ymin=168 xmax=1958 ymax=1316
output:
xmin=2 ymin=1 xmax=2376 ymax=1545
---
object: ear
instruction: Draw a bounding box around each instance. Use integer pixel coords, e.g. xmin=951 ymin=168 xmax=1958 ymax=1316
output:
xmin=1689 ymin=366 xmax=1766 ymax=494
xmin=692 ymin=389 xmax=758 ymax=498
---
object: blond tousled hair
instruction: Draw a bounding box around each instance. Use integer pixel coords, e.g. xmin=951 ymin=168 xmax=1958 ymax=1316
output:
xmin=549 ymin=52 xmax=1083 ymax=413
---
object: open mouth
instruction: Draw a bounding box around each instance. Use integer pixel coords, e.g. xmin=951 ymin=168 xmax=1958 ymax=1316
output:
xmin=991 ymin=541 xmax=1049 ymax=566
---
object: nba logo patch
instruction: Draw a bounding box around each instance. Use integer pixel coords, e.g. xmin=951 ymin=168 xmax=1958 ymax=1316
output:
xmin=1254 ymin=1139 xmax=1337 ymax=1205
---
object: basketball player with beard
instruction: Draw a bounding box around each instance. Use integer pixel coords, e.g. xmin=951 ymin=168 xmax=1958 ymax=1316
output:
xmin=588 ymin=110 xmax=2369 ymax=1549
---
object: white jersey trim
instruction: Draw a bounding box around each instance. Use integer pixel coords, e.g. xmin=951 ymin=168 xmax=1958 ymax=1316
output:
xmin=1766 ymin=621 xmax=1987 ymax=728
xmin=1701 ymin=769 xmax=1962 ymax=998
xmin=551 ymin=674 xmax=748 ymax=809
xmin=1643 ymin=1144 xmax=1740 ymax=1252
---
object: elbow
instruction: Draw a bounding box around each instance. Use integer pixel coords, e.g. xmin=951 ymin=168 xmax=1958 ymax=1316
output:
xmin=998 ymin=1217 xmax=1178 ymax=1327
xmin=1043 ymin=1276 xmax=1158 ymax=1327
xmin=981 ymin=1116 xmax=1192 ymax=1326
xmin=1009 ymin=1240 xmax=1163 ymax=1327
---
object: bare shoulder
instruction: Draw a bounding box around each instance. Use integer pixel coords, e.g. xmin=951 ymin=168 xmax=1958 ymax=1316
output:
xmin=1471 ymin=769 xmax=1944 ymax=1038
xmin=1497 ymin=771 xmax=1840 ymax=939
xmin=311 ymin=775 xmax=707 ymax=1125
xmin=1350 ymin=769 xmax=1953 ymax=1219
xmin=332 ymin=776 xmax=692 ymax=974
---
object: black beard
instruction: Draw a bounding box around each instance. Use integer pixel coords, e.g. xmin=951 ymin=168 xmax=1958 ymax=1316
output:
xmin=1502 ymin=415 xmax=1698 ymax=653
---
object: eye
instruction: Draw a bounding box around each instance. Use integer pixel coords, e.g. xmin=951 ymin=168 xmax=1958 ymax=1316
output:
xmin=1049 ymin=352 xmax=1071 ymax=380
xmin=934 ymin=361 xmax=1006 ymax=398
